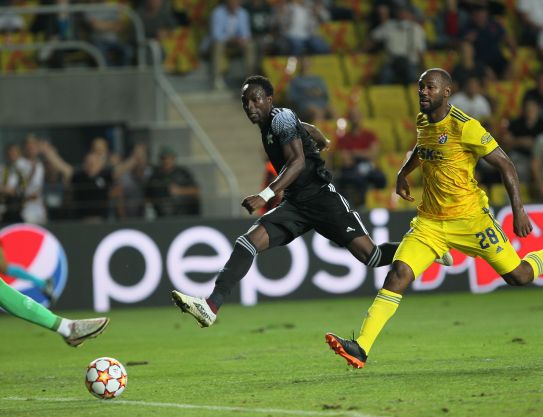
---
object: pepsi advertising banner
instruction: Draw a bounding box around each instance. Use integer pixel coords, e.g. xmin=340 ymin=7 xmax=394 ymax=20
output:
xmin=2 ymin=206 xmax=543 ymax=312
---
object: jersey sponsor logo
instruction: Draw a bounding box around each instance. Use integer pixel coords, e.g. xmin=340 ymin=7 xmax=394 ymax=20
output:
xmin=346 ymin=226 xmax=355 ymax=232
xmin=266 ymin=133 xmax=274 ymax=144
xmin=438 ymin=132 xmax=448 ymax=144
xmin=0 ymin=224 xmax=67 ymax=306
xmin=496 ymin=245 xmax=503 ymax=253
xmin=481 ymin=132 xmax=494 ymax=145
xmin=417 ymin=147 xmax=444 ymax=161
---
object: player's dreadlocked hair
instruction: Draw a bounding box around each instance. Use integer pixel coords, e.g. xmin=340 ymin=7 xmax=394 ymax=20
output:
xmin=242 ymin=75 xmax=274 ymax=97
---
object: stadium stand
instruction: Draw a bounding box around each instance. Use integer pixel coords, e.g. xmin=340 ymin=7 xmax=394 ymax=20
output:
xmin=3 ymin=0 xmax=543 ymax=217
xmin=367 ymin=84 xmax=411 ymax=119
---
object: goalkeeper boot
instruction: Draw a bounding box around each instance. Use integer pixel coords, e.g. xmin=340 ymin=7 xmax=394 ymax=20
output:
xmin=64 ymin=317 xmax=110 ymax=347
xmin=171 ymin=290 xmax=216 ymax=328
xmin=325 ymin=332 xmax=367 ymax=369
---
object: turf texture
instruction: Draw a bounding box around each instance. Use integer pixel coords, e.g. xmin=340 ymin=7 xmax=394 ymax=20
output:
xmin=1 ymin=288 xmax=542 ymax=417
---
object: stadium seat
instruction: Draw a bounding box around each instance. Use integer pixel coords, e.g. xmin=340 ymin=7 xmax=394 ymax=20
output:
xmin=363 ymin=118 xmax=398 ymax=153
xmin=510 ymin=47 xmax=542 ymax=80
xmin=379 ymin=152 xmax=408 ymax=187
xmin=423 ymin=50 xmax=459 ymax=73
xmin=330 ymin=85 xmax=371 ymax=119
xmin=20 ymin=0 xmax=40 ymax=29
xmin=306 ymin=54 xmax=346 ymax=89
xmin=344 ymin=52 xmax=383 ymax=86
xmin=319 ymin=21 xmax=360 ymax=54
xmin=405 ymin=83 xmax=421 ymax=116
xmin=498 ymin=9 xmax=520 ymax=46
xmin=411 ymin=0 xmax=440 ymax=17
xmin=393 ymin=116 xmax=418 ymax=152
xmin=171 ymin=0 xmax=217 ymax=27
xmin=334 ymin=0 xmax=368 ymax=20
xmin=0 ymin=31 xmax=38 ymax=74
xmin=367 ymin=84 xmax=411 ymax=119
xmin=262 ymin=56 xmax=297 ymax=102
xmin=317 ymin=119 xmax=347 ymax=170
xmin=486 ymin=80 xmax=534 ymax=123
xmin=161 ymin=27 xmax=200 ymax=74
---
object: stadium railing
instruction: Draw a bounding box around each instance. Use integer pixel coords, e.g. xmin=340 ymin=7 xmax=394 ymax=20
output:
xmin=0 ymin=2 xmax=241 ymax=217
xmin=0 ymin=3 xmax=146 ymax=68
xmin=147 ymin=39 xmax=240 ymax=216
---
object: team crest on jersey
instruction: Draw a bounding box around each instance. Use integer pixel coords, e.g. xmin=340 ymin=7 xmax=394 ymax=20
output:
xmin=438 ymin=132 xmax=448 ymax=144
xmin=266 ymin=133 xmax=273 ymax=144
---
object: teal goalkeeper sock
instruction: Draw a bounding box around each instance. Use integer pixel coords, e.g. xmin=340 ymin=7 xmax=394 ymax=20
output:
xmin=0 ymin=278 xmax=60 ymax=330
xmin=6 ymin=265 xmax=46 ymax=289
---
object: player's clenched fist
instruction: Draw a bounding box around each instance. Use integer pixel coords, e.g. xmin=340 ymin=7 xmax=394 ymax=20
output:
xmin=242 ymin=195 xmax=266 ymax=214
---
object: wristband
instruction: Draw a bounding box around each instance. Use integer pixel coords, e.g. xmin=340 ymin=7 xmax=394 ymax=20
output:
xmin=258 ymin=186 xmax=275 ymax=202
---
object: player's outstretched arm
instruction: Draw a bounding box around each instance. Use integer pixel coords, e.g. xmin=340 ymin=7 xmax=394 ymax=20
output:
xmin=483 ymin=147 xmax=533 ymax=237
xmin=242 ymin=139 xmax=305 ymax=214
xmin=396 ymin=147 xmax=421 ymax=202
xmin=301 ymin=122 xmax=330 ymax=151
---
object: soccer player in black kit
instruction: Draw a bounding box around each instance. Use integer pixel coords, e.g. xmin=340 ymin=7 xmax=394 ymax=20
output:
xmin=171 ymin=75 xmax=451 ymax=327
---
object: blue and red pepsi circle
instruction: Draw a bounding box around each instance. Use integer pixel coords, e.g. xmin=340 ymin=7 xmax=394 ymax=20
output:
xmin=0 ymin=224 xmax=68 ymax=306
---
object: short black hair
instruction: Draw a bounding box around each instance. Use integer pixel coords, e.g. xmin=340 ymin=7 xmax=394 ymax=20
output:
xmin=425 ymin=68 xmax=453 ymax=88
xmin=242 ymin=75 xmax=274 ymax=97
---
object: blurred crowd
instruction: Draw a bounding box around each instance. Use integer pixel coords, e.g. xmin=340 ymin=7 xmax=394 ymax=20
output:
xmin=0 ymin=136 xmax=201 ymax=224
xmin=4 ymin=0 xmax=543 ymax=216
xmin=0 ymin=1 xmax=531 ymax=80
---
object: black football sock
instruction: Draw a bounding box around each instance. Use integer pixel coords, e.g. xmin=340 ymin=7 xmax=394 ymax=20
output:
xmin=366 ymin=242 xmax=400 ymax=267
xmin=207 ymin=235 xmax=257 ymax=310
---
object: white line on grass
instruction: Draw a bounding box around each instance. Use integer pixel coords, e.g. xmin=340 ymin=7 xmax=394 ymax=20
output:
xmin=2 ymin=396 xmax=381 ymax=417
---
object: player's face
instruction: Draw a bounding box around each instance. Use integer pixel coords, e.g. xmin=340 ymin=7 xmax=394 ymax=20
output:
xmin=418 ymin=73 xmax=449 ymax=114
xmin=241 ymin=84 xmax=272 ymax=124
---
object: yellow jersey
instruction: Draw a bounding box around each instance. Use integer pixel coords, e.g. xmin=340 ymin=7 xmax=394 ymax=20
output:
xmin=415 ymin=105 xmax=499 ymax=219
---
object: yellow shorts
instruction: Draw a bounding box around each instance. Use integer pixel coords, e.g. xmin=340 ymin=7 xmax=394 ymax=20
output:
xmin=393 ymin=208 xmax=521 ymax=278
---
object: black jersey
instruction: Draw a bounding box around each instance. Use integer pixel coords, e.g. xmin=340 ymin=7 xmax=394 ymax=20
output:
xmin=260 ymin=107 xmax=332 ymax=201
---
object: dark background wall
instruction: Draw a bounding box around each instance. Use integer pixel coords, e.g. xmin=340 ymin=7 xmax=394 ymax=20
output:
xmin=5 ymin=205 xmax=539 ymax=312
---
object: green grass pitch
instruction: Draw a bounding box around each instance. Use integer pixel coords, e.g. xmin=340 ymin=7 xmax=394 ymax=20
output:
xmin=1 ymin=289 xmax=542 ymax=417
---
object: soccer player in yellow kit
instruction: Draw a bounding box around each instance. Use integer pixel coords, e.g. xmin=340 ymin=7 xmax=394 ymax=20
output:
xmin=325 ymin=68 xmax=543 ymax=369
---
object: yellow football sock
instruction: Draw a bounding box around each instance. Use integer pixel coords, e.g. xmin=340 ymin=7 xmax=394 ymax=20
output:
xmin=523 ymin=250 xmax=543 ymax=280
xmin=357 ymin=288 xmax=402 ymax=354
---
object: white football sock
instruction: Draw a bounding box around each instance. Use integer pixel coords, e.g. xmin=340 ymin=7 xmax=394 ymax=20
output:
xmin=56 ymin=318 xmax=73 ymax=337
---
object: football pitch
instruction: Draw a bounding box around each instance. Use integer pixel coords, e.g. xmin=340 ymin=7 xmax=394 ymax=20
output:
xmin=1 ymin=289 xmax=542 ymax=417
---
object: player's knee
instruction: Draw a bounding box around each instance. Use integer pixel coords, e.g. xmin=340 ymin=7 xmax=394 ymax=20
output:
xmin=244 ymin=225 xmax=270 ymax=253
xmin=234 ymin=234 xmax=260 ymax=256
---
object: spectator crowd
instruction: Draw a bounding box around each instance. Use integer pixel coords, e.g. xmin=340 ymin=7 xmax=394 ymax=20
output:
xmin=0 ymin=136 xmax=201 ymax=225
xmin=3 ymin=0 xmax=543 ymax=214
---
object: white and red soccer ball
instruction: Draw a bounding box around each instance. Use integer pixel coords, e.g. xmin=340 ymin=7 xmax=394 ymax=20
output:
xmin=85 ymin=357 xmax=127 ymax=399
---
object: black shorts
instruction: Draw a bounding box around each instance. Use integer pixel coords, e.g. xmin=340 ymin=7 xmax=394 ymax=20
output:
xmin=256 ymin=183 xmax=368 ymax=248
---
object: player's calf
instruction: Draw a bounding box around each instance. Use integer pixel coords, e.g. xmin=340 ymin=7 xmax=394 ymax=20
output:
xmin=502 ymin=261 xmax=537 ymax=286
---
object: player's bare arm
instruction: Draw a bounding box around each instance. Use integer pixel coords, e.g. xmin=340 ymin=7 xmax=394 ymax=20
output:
xmin=301 ymin=122 xmax=330 ymax=151
xmin=242 ymin=139 xmax=305 ymax=214
xmin=483 ymin=147 xmax=533 ymax=237
xmin=396 ymin=146 xmax=421 ymax=202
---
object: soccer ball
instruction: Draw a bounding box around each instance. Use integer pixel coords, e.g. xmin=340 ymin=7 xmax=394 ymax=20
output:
xmin=85 ymin=357 xmax=127 ymax=399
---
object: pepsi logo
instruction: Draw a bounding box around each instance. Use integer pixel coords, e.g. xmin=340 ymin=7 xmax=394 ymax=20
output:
xmin=0 ymin=224 xmax=67 ymax=306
